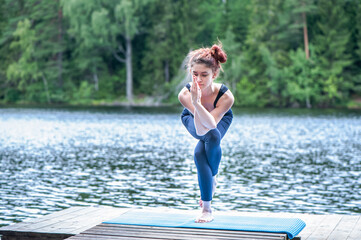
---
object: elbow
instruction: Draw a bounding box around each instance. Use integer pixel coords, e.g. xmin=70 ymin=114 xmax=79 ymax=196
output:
xmin=196 ymin=124 xmax=216 ymax=136
xmin=208 ymin=120 xmax=217 ymax=130
xmin=203 ymin=121 xmax=217 ymax=130
xmin=177 ymin=92 xmax=182 ymax=103
xmin=196 ymin=128 xmax=208 ymax=136
xmin=196 ymin=129 xmax=204 ymax=136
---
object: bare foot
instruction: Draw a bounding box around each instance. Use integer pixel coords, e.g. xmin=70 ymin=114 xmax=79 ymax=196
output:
xmin=195 ymin=211 xmax=214 ymax=223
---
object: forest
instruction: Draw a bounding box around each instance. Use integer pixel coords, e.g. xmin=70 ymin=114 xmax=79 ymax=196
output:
xmin=0 ymin=0 xmax=360 ymax=108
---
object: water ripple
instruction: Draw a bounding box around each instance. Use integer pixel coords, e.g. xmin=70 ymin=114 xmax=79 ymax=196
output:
xmin=0 ymin=107 xmax=360 ymax=226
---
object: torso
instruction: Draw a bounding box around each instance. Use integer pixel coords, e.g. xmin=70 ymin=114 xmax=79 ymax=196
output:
xmin=186 ymin=82 xmax=224 ymax=112
xmin=182 ymin=82 xmax=233 ymax=118
xmin=202 ymin=83 xmax=223 ymax=112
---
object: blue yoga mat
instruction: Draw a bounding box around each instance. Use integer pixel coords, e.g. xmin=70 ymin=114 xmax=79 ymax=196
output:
xmin=103 ymin=210 xmax=306 ymax=239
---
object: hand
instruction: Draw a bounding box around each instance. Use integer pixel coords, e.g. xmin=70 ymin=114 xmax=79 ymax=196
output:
xmin=191 ymin=76 xmax=202 ymax=105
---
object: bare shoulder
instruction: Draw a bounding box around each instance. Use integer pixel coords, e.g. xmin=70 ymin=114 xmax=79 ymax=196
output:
xmin=224 ymin=87 xmax=234 ymax=101
xmin=217 ymin=84 xmax=234 ymax=108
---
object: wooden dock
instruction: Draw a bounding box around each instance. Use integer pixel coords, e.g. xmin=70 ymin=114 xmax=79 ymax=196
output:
xmin=0 ymin=206 xmax=360 ymax=240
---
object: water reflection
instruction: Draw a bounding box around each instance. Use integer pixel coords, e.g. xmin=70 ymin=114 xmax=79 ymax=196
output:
xmin=0 ymin=107 xmax=360 ymax=226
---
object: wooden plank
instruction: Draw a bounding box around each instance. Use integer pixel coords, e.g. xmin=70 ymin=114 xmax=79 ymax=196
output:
xmin=60 ymin=207 xmax=130 ymax=234
xmin=0 ymin=207 xmax=129 ymax=239
xmin=3 ymin=206 xmax=361 ymax=240
xmin=0 ymin=231 xmax=73 ymax=240
xmin=0 ymin=207 xmax=85 ymax=232
xmin=67 ymin=223 xmax=288 ymax=240
xmin=0 ymin=207 xmax=96 ymax=233
xmin=96 ymin=223 xmax=288 ymax=238
xmin=68 ymin=235 xmax=284 ymax=240
xmin=28 ymin=207 xmax=104 ymax=233
xmin=327 ymin=215 xmax=360 ymax=240
xmin=68 ymin=235 xmax=165 ymax=240
xmin=306 ymin=214 xmax=343 ymax=240
xmin=292 ymin=213 xmax=326 ymax=240
xmin=345 ymin=215 xmax=361 ymax=240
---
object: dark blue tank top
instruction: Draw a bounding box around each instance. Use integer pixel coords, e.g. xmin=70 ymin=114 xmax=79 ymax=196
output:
xmin=183 ymin=83 xmax=233 ymax=117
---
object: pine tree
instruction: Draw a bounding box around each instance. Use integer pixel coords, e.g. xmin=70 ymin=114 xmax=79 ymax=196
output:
xmin=224 ymin=0 xmax=252 ymax=46
xmin=3 ymin=0 xmax=64 ymax=103
xmin=0 ymin=0 xmax=26 ymax=102
xmin=62 ymin=0 xmax=151 ymax=105
xmin=314 ymin=0 xmax=352 ymax=106
xmin=141 ymin=0 xmax=207 ymax=99
xmin=26 ymin=0 xmax=65 ymax=102
xmin=6 ymin=19 xmax=51 ymax=103
xmin=352 ymin=0 xmax=361 ymax=98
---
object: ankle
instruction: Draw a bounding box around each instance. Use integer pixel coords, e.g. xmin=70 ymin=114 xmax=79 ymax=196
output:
xmin=202 ymin=201 xmax=212 ymax=213
xmin=202 ymin=208 xmax=212 ymax=214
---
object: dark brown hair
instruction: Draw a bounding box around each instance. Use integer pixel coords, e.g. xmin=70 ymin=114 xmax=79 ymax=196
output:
xmin=187 ymin=42 xmax=227 ymax=75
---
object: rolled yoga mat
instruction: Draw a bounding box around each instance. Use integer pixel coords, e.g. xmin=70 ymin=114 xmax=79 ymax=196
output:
xmin=103 ymin=210 xmax=306 ymax=239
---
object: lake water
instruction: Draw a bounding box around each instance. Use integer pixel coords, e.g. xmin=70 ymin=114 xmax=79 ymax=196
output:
xmin=0 ymin=106 xmax=360 ymax=226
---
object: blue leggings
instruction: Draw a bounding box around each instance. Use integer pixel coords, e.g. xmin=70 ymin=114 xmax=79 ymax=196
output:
xmin=181 ymin=109 xmax=233 ymax=201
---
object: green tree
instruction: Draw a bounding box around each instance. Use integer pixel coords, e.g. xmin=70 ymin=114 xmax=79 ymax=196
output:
xmin=351 ymin=1 xmax=361 ymax=98
xmin=1 ymin=0 xmax=66 ymax=103
xmin=283 ymin=47 xmax=322 ymax=107
xmin=61 ymin=0 xmax=107 ymax=103
xmin=223 ymin=0 xmax=252 ymax=46
xmin=313 ymin=0 xmax=352 ymax=106
xmin=0 ymin=0 xmax=26 ymax=102
xmin=27 ymin=0 xmax=66 ymax=102
xmin=140 ymin=0 xmax=201 ymax=100
xmin=6 ymin=19 xmax=51 ymax=103
xmin=62 ymin=0 xmax=151 ymax=104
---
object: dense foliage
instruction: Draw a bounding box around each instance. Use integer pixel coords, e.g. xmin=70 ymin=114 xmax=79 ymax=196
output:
xmin=0 ymin=0 xmax=360 ymax=108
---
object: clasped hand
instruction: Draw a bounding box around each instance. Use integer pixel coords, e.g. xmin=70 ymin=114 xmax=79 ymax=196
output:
xmin=191 ymin=76 xmax=202 ymax=105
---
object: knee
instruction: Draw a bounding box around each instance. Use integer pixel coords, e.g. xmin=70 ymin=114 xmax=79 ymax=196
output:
xmin=204 ymin=129 xmax=221 ymax=144
xmin=194 ymin=147 xmax=205 ymax=162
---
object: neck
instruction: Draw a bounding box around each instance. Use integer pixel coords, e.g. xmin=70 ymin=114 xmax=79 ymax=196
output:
xmin=201 ymin=83 xmax=215 ymax=97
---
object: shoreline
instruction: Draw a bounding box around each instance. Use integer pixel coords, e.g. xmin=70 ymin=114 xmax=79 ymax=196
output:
xmin=0 ymin=102 xmax=360 ymax=110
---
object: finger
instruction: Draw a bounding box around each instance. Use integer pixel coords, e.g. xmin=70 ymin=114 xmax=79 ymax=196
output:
xmin=196 ymin=81 xmax=200 ymax=90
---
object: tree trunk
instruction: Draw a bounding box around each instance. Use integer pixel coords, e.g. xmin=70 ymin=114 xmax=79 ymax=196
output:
xmin=42 ymin=73 xmax=51 ymax=104
xmin=93 ymin=72 xmax=99 ymax=91
xmin=164 ymin=60 xmax=170 ymax=83
xmin=57 ymin=6 xmax=63 ymax=88
xmin=306 ymin=95 xmax=311 ymax=108
xmin=302 ymin=10 xmax=309 ymax=59
xmin=125 ymin=36 xmax=133 ymax=104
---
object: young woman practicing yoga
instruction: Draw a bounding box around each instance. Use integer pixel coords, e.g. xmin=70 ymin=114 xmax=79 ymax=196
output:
xmin=178 ymin=43 xmax=234 ymax=223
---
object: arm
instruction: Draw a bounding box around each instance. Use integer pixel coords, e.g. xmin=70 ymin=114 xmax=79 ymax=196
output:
xmin=191 ymin=77 xmax=234 ymax=132
xmin=178 ymin=81 xmax=234 ymax=136
xmin=193 ymin=101 xmax=217 ymax=129
xmin=178 ymin=85 xmax=210 ymax=135
xmin=194 ymin=110 xmax=210 ymax=136
xmin=178 ymin=87 xmax=195 ymax=115
xmin=193 ymin=91 xmax=234 ymax=135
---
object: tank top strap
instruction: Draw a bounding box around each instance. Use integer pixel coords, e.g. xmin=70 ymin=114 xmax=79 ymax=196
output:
xmin=185 ymin=83 xmax=228 ymax=108
xmin=213 ymin=84 xmax=228 ymax=108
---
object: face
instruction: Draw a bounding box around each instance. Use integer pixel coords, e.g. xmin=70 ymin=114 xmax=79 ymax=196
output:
xmin=191 ymin=63 xmax=215 ymax=89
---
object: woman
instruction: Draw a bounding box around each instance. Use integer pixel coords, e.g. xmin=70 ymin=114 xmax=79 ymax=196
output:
xmin=178 ymin=43 xmax=234 ymax=223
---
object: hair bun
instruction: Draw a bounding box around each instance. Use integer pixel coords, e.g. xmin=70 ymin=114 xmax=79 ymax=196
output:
xmin=211 ymin=44 xmax=227 ymax=63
